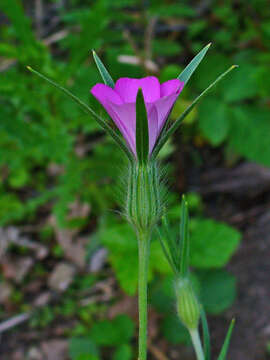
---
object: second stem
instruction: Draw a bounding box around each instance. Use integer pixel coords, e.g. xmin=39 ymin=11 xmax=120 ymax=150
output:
xmin=189 ymin=328 xmax=205 ymax=360
xmin=138 ymin=231 xmax=150 ymax=360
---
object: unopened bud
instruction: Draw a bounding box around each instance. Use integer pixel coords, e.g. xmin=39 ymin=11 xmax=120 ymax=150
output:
xmin=175 ymin=277 xmax=200 ymax=330
xmin=125 ymin=161 xmax=162 ymax=233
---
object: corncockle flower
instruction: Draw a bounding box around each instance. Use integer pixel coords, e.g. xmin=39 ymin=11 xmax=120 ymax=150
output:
xmin=27 ymin=43 xmax=237 ymax=360
xmin=90 ymin=77 xmax=184 ymax=156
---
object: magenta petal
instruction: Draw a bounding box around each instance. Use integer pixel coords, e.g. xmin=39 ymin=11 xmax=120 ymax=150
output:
xmin=160 ymin=79 xmax=184 ymax=97
xmin=90 ymin=83 xmax=123 ymax=106
xmin=109 ymin=102 xmax=136 ymax=155
xmin=91 ymin=84 xmax=136 ymax=154
xmin=115 ymin=77 xmax=161 ymax=103
xmin=147 ymin=105 xmax=159 ymax=154
xmin=154 ymin=93 xmax=179 ymax=134
xmin=91 ymin=77 xmax=184 ymax=157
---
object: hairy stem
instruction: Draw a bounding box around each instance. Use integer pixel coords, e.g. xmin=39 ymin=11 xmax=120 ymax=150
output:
xmin=189 ymin=328 xmax=205 ymax=360
xmin=138 ymin=231 xmax=151 ymax=360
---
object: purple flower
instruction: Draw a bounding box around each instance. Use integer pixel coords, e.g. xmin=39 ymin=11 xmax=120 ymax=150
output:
xmin=90 ymin=77 xmax=184 ymax=156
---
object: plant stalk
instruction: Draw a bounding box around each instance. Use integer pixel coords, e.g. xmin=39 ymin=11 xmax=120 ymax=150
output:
xmin=189 ymin=328 xmax=205 ymax=360
xmin=137 ymin=230 xmax=151 ymax=360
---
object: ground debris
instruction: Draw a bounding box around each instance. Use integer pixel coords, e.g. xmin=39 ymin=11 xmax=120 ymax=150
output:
xmin=27 ymin=347 xmax=43 ymax=360
xmin=1 ymin=256 xmax=34 ymax=283
xmin=41 ymin=339 xmax=68 ymax=360
xmin=0 ymin=282 xmax=12 ymax=304
xmin=0 ymin=227 xmax=48 ymax=260
xmin=48 ymin=262 xmax=76 ymax=292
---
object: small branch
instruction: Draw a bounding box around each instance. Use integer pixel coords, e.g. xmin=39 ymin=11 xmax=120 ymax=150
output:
xmin=35 ymin=0 xmax=44 ymax=38
xmin=123 ymin=28 xmax=141 ymax=60
xmin=43 ymin=29 xmax=69 ymax=46
xmin=0 ymin=313 xmax=30 ymax=334
xmin=144 ymin=16 xmax=158 ymax=62
xmin=148 ymin=342 xmax=169 ymax=360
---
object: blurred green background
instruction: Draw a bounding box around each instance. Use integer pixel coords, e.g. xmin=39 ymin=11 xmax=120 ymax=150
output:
xmin=0 ymin=1 xmax=270 ymax=359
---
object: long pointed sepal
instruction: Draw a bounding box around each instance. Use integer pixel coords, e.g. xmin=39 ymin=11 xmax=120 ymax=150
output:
xmin=152 ymin=65 xmax=238 ymax=158
xmin=26 ymin=66 xmax=133 ymax=162
xmin=136 ymin=89 xmax=149 ymax=165
xmin=92 ymin=50 xmax=115 ymax=88
xmin=179 ymin=195 xmax=190 ymax=277
xmin=217 ymin=319 xmax=235 ymax=360
xmin=178 ymin=43 xmax=211 ymax=85
xmin=201 ymin=306 xmax=211 ymax=360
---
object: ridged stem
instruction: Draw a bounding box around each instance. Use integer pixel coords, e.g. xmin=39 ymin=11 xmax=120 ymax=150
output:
xmin=137 ymin=230 xmax=151 ymax=360
xmin=189 ymin=328 xmax=205 ymax=360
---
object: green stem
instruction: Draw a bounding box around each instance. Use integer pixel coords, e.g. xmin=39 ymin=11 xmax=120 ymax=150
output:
xmin=138 ymin=231 xmax=151 ymax=360
xmin=189 ymin=328 xmax=205 ymax=360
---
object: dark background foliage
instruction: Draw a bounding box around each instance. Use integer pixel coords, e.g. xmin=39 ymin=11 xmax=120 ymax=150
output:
xmin=0 ymin=1 xmax=270 ymax=359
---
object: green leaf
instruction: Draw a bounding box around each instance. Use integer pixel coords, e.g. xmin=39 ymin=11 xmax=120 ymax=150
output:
xmin=92 ymin=50 xmax=115 ymax=87
xmin=90 ymin=315 xmax=135 ymax=346
xmin=193 ymin=53 xmax=231 ymax=91
xmin=217 ymin=319 xmax=235 ymax=360
xmin=112 ymin=344 xmax=132 ymax=360
xmin=178 ymin=43 xmax=211 ymax=84
xmin=199 ymin=98 xmax=230 ymax=145
xmin=198 ymin=270 xmax=236 ymax=314
xmin=0 ymin=193 xmax=24 ymax=225
xmin=153 ymin=39 xmax=182 ymax=56
xmin=99 ymin=221 xmax=138 ymax=294
xmin=160 ymin=64 xmax=182 ymax=82
xmin=69 ymin=337 xmax=99 ymax=360
xmin=150 ymin=241 xmax=171 ymax=275
xmin=190 ymin=219 xmax=241 ymax=269
xmin=152 ymin=65 xmax=238 ymax=158
xmin=0 ymin=0 xmax=36 ymax=46
xmin=179 ymin=195 xmax=190 ymax=277
xmin=150 ymin=3 xmax=195 ymax=17
xmin=161 ymin=314 xmax=190 ymax=344
xmin=200 ymin=307 xmax=211 ymax=360
xmin=150 ymin=275 xmax=175 ymax=314
xmin=136 ymin=89 xmax=149 ymax=164
xmin=228 ymin=106 xmax=270 ymax=167
xmin=222 ymin=64 xmax=257 ymax=102
xmin=26 ymin=67 xmax=133 ymax=162
xmin=100 ymin=222 xmax=170 ymax=294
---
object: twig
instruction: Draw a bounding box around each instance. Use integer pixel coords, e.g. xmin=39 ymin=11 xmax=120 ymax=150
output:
xmin=144 ymin=16 xmax=158 ymax=62
xmin=148 ymin=342 xmax=169 ymax=360
xmin=117 ymin=55 xmax=158 ymax=72
xmin=0 ymin=29 xmax=69 ymax=72
xmin=0 ymin=313 xmax=30 ymax=334
xmin=43 ymin=29 xmax=69 ymax=46
xmin=35 ymin=0 xmax=44 ymax=38
xmin=123 ymin=28 xmax=141 ymax=60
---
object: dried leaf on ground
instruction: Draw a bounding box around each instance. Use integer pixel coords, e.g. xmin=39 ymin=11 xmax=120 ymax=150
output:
xmin=48 ymin=262 xmax=76 ymax=292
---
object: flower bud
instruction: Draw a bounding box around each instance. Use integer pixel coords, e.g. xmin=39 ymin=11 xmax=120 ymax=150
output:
xmin=125 ymin=161 xmax=162 ymax=233
xmin=175 ymin=277 xmax=200 ymax=330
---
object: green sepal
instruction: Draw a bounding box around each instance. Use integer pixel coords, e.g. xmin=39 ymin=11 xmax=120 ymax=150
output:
xmin=161 ymin=215 xmax=179 ymax=269
xmin=152 ymin=65 xmax=238 ymax=159
xmin=136 ymin=89 xmax=149 ymax=164
xmin=178 ymin=43 xmax=211 ymax=84
xmin=179 ymin=195 xmax=189 ymax=277
xmin=200 ymin=306 xmax=211 ymax=360
xmin=157 ymin=224 xmax=178 ymax=276
xmin=125 ymin=161 xmax=162 ymax=232
xmin=26 ymin=66 xmax=133 ymax=162
xmin=217 ymin=319 xmax=235 ymax=360
xmin=92 ymin=50 xmax=115 ymax=88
